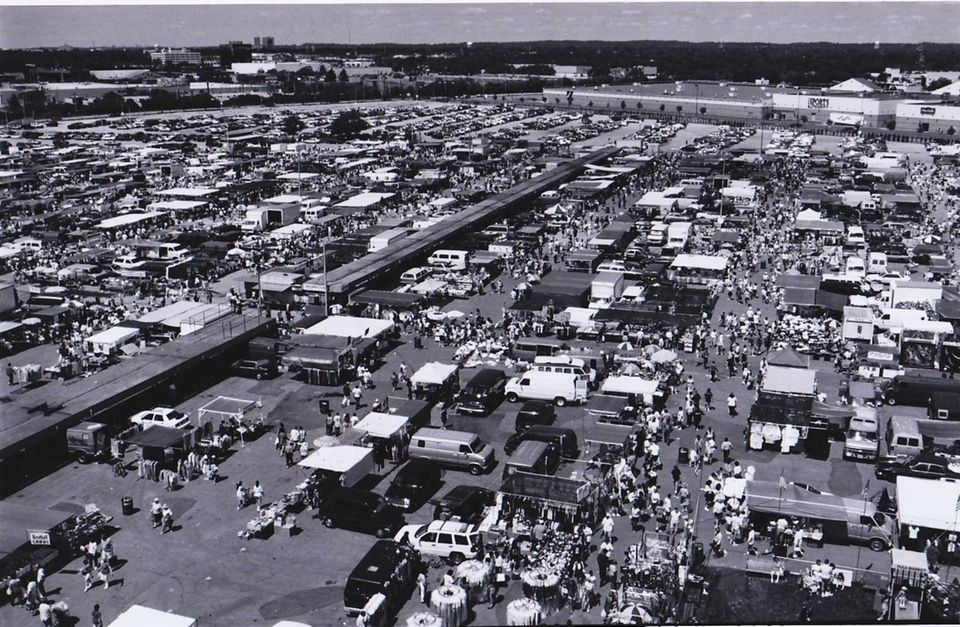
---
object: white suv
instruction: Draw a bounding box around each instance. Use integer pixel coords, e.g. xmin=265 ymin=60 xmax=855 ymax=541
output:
xmin=130 ymin=407 xmax=191 ymax=430
xmin=394 ymin=520 xmax=482 ymax=564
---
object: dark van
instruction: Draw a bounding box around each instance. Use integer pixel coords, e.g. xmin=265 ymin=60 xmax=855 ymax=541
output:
xmin=317 ymin=488 xmax=406 ymax=537
xmin=883 ymin=376 xmax=960 ymax=408
xmin=501 ymin=440 xmax=560 ymax=480
xmin=343 ymin=540 xmax=420 ymax=615
xmin=456 ymin=368 xmax=507 ymax=416
xmin=504 ymin=425 xmax=580 ymax=459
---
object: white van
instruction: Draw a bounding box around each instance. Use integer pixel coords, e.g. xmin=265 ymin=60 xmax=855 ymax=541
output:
xmin=867 ymin=252 xmax=888 ymax=274
xmin=428 ymin=249 xmax=469 ymax=271
xmin=875 ymin=308 xmax=928 ymax=330
xmin=845 ymin=256 xmax=866 ymax=277
xmin=530 ymin=356 xmax=592 ymax=384
xmin=401 ymin=266 xmax=432 ymax=284
xmin=505 ymin=371 xmax=588 ymax=407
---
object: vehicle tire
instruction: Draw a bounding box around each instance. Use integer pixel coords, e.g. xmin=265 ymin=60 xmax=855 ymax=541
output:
xmin=869 ymin=538 xmax=887 ymax=552
xmin=506 ymin=392 xmax=519 ymax=403
xmin=76 ymin=452 xmax=88 ymax=464
xmin=449 ymin=552 xmax=465 ymax=565
xmin=256 ymin=372 xmax=262 ymax=380
xmin=322 ymin=516 xmax=336 ymax=529
xmin=554 ymin=396 xmax=567 ymax=407
xmin=886 ymin=397 xmax=896 ymax=405
xmin=469 ymin=464 xmax=483 ymax=476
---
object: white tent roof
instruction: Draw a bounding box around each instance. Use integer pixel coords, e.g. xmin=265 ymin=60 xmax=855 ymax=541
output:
xmin=136 ymin=300 xmax=205 ymax=324
xmin=298 ymin=445 xmax=373 ymax=472
xmin=670 ymin=254 xmax=728 ymax=271
xmin=155 ymin=187 xmax=219 ymax=198
xmin=796 ymin=208 xmax=823 ymax=221
xmin=335 ymin=192 xmax=395 ymax=208
xmin=96 ymin=211 xmax=166 ymax=230
xmin=302 ymin=315 xmax=394 ymax=339
xmin=84 ymin=325 xmax=140 ymax=346
xmin=762 ymin=365 xmax=816 ymax=395
xmin=353 ymin=412 xmax=409 ymax=439
xmin=897 ymin=476 xmax=960 ymax=532
xmin=107 ymin=605 xmax=196 ymax=627
xmin=601 ymin=376 xmax=659 ymax=397
xmin=410 ymin=361 xmax=458 ymax=386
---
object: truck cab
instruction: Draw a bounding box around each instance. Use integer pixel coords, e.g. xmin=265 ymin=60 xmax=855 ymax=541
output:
xmin=66 ymin=421 xmax=111 ymax=463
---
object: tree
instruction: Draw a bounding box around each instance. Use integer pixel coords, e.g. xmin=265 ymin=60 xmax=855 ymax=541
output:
xmin=620 ymin=100 xmax=626 ymax=109
xmin=658 ymin=104 xmax=665 ymax=112
xmin=338 ymin=69 xmax=349 ymax=82
xmin=283 ymin=115 xmax=305 ymax=137
xmin=329 ymin=109 xmax=369 ymax=139
xmin=949 ymin=126 xmax=957 ymax=136
xmin=324 ymin=69 xmax=338 ymax=82
xmin=676 ymin=105 xmax=683 ymax=113
xmin=699 ymin=107 xmax=707 ymax=115
xmin=637 ymin=102 xmax=643 ymax=109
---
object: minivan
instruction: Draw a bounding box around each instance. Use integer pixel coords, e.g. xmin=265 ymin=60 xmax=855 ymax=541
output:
xmin=343 ymin=540 xmax=420 ymax=616
xmin=456 ymin=368 xmax=507 ymax=416
xmin=317 ymin=488 xmax=406 ymax=538
xmin=409 ymin=428 xmax=495 ymax=476
xmin=882 ymin=375 xmax=960 ymax=407
xmin=501 ymin=440 xmax=560 ymax=480
xmin=504 ymin=425 xmax=580 ymax=459
xmin=401 ymin=266 xmax=432 ymax=284
xmin=428 ymin=249 xmax=469 ymax=271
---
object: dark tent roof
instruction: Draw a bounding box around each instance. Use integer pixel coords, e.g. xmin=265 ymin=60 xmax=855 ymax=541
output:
xmin=767 ymin=348 xmax=810 ymax=369
xmin=500 ymin=472 xmax=593 ymax=505
xmin=351 ymin=290 xmax=425 ymax=309
xmin=781 ymin=287 xmax=818 ymax=307
xmin=777 ymin=274 xmax=821 ymax=289
xmin=124 ymin=426 xmax=191 ymax=449
xmin=282 ymin=345 xmax=340 ymax=368
xmin=816 ymin=289 xmax=849 ymax=312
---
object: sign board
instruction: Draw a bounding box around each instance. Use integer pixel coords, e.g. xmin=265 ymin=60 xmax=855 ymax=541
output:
xmin=807 ymin=97 xmax=831 ymax=110
xmin=920 ymin=107 xmax=936 ymax=116
xmin=28 ymin=530 xmax=51 ymax=546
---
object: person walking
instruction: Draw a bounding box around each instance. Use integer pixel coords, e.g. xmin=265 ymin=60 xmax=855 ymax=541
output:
xmin=236 ymin=481 xmax=246 ymax=510
xmin=486 ymin=579 xmax=498 ymax=609
xmin=721 ymin=437 xmax=733 ymax=463
xmin=92 ymin=603 xmax=103 ymax=627
xmin=253 ymin=480 xmax=265 ymax=511
xmin=150 ymin=498 xmax=162 ymax=528
xmin=161 ymin=504 xmax=174 ymax=534
xmin=727 ymin=393 xmax=738 ymax=418
xmin=97 ymin=558 xmax=111 ymax=589
xmin=417 ymin=571 xmax=428 ymax=604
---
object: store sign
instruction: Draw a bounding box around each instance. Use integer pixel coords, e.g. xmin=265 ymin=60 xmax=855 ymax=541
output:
xmin=920 ymin=107 xmax=936 ymax=116
xmin=28 ymin=530 xmax=51 ymax=546
xmin=807 ymin=97 xmax=831 ymax=110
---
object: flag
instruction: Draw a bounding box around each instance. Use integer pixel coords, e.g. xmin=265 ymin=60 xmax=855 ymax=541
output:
xmin=862 ymin=480 xmax=871 ymax=498
xmin=778 ymin=474 xmax=787 ymax=490
xmin=956 ymin=494 xmax=960 ymax=514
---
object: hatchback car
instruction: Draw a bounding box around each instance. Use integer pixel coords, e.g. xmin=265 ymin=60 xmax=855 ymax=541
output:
xmin=394 ymin=520 xmax=482 ymax=564
xmin=129 ymin=407 xmax=191 ymax=430
xmin=384 ymin=459 xmax=442 ymax=511
xmin=317 ymin=488 xmax=406 ymax=538
xmin=230 ymin=358 xmax=277 ymax=380
xmin=515 ymin=400 xmax=556 ymax=432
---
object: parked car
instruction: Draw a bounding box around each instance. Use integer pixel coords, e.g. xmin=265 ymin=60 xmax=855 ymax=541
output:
xmin=230 ymin=358 xmax=278 ymax=379
xmin=875 ymin=451 xmax=960 ymax=482
xmin=384 ymin=459 xmax=442 ymax=511
xmin=393 ymin=520 xmax=482 ymax=564
xmin=317 ymin=488 xmax=406 ymax=538
xmin=432 ymin=485 xmax=493 ymax=524
xmin=515 ymin=400 xmax=556 ymax=432
xmin=129 ymin=406 xmax=191 ymax=430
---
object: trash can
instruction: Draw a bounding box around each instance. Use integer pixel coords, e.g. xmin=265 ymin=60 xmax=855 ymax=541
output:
xmin=121 ymin=496 xmax=134 ymax=516
xmin=318 ymin=399 xmax=330 ymax=415
xmin=414 ymin=336 xmax=423 ymax=349
xmin=678 ymin=446 xmax=690 ymax=465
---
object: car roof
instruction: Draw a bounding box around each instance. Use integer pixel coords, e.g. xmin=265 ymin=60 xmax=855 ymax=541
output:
xmin=519 ymin=399 xmax=552 ymax=411
xmin=426 ymin=520 xmax=476 ymax=534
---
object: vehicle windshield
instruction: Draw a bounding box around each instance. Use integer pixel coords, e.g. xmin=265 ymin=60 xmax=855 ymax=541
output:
xmin=848 ymin=430 xmax=877 ymax=442
xmin=873 ymin=512 xmax=886 ymax=526
xmin=414 ymin=525 xmax=431 ymax=539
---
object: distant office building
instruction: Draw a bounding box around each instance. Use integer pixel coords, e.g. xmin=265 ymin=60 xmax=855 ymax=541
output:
xmin=147 ymin=48 xmax=201 ymax=66
xmin=254 ymin=36 xmax=275 ymax=49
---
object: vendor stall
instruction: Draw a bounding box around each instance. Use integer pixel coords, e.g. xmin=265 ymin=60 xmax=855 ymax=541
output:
xmin=621 ymin=531 xmax=680 ymax=623
xmin=124 ymin=426 xmax=195 ymax=481
xmin=342 ymin=412 xmax=411 ymax=461
xmin=582 ymin=421 xmax=637 ymax=467
xmin=410 ymin=362 xmax=460 ymax=404
xmin=498 ymin=472 xmax=601 ymax=533
xmin=600 ymin=376 xmax=662 ymax=411
xmin=197 ymin=396 xmax=264 ymax=445
xmin=298 ymin=445 xmax=374 ymax=489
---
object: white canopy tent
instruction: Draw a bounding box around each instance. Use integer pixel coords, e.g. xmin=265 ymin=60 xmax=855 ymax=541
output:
xmin=298 ymin=445 xmax=374 ymax=488
xmin=761 ymin=365 xmax=817 ymax=396
xmin=107 ymin=605 xmax=197 ymax=627
xmin=410 ymin=362 xmax=459 ymax=386
xmin=897 ymin=476 xmax=960 ymax=532
xmin=302 ymin=315 xmax=394 ymax=339
xmin=352 ymin=412 xmax=409 ymax=439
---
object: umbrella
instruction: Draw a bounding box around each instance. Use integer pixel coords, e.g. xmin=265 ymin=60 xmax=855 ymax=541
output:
xmin=615 ymin=604 xmax=654 ymax=624
xmin=642 ymin=344 xmax=660 ymax=355
xmin=620 ymin=363 xmax=642 ymax=376
xmin=617 ymin=341 xmax=634 ymax=351
xmin=650 ymin=349 xmax=677 ymax=364
xmin=443 ymin=310 xmax=466 ymax=320
xmin=22 ymin=318 xmax=41 ymax=326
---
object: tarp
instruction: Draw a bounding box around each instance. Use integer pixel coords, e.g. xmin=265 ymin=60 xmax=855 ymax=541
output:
xmin=352 ymin=412 xmax=408 ymax=439
xmin=298 ymin=445 xmax=373 ymax=472
xmin=745 ymin=480 xmax=867 ymax=522
xmin=107 ymin=605 xmax=197 ymax=627
xmin=84 ymin=325 xmax=140 ymax=347
xmin=896 ymin=476 xmax=960 ymax=532
xmin=302 ymin=315 xmax=394 ymax=339
xmin=762 ymin=366 xmax=816 ymax=396
xmin=767 ymin=348 xmax=811 ymax=369
xmin=410 ymin=362 xmax=458 ymax=386
xmin=670 ymin=254 xmax=728 ymax=271
xmin=282 ymin=345 xmax=340 ymax=368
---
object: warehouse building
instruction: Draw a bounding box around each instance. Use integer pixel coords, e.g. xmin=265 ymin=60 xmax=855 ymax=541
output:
xmin=896 ymin=101 xmax=960 ymax=133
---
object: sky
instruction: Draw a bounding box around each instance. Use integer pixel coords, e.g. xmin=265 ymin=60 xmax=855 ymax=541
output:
xmin=1 ymin=2 xmax=959 ymax=48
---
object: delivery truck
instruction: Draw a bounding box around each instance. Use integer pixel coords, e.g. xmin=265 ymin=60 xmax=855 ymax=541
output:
xmin=589 ymin=271 xmax=625 ymax=309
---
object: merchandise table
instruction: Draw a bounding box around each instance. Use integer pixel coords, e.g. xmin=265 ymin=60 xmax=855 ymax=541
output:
xmin=506 ymin=597 xmax=542 ymax=626
xmin=431 ymin=584 xmax=468 ymax=627
xmin=455 ymin=559 xmax=489 ymax=590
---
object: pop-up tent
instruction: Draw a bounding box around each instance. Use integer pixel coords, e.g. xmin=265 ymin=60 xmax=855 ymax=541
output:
xmin=107 ymin=605 xmax=197 ymax=627
xmin=298 ymin=445 xmax=374 ymax=488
